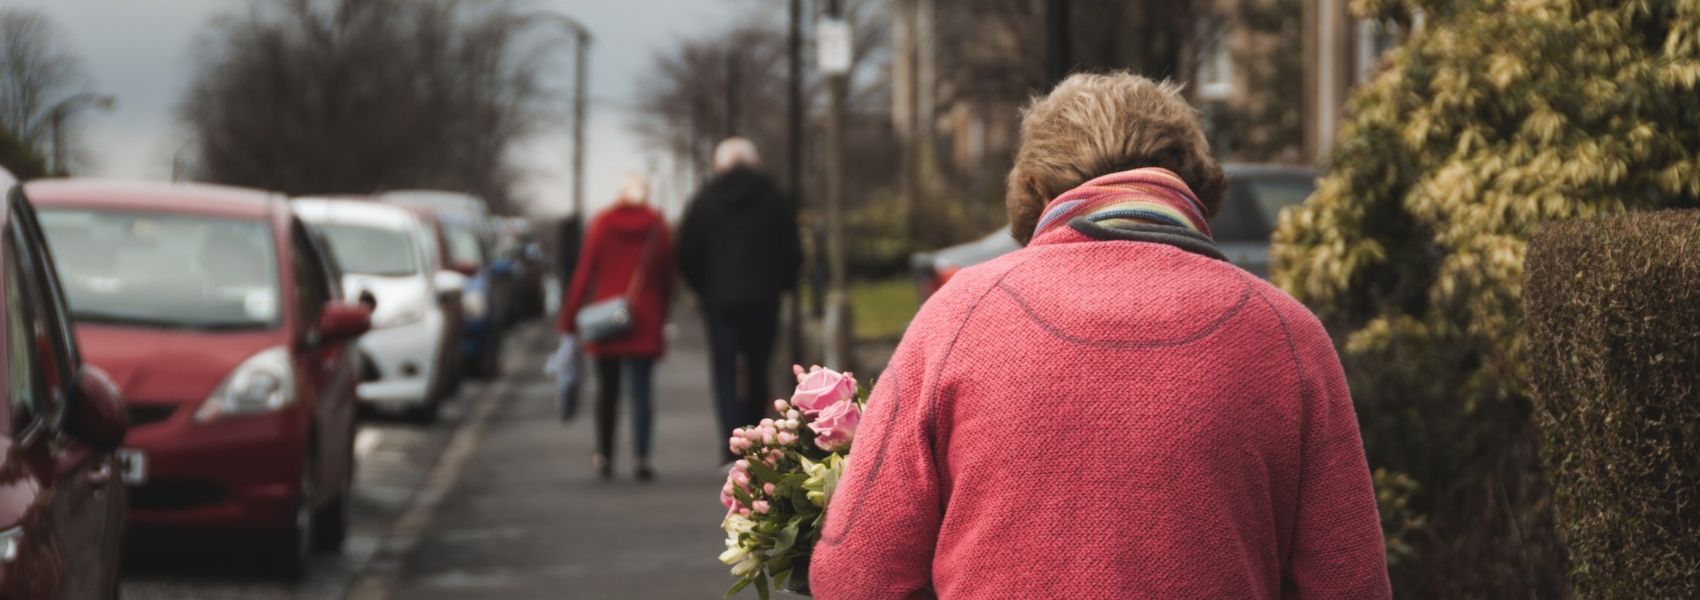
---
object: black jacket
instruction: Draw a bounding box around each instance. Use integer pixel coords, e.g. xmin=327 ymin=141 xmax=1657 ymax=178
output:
xmin=675 ymin=168 xmax=803 ymax=307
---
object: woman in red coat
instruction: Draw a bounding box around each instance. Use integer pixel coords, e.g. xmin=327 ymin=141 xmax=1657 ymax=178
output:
xmin=559 ymin=175 xmax=674 ymax=480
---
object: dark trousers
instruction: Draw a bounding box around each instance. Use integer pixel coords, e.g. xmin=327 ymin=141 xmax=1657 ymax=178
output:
xmin=595 ymin=357 xmax=656 ymax=462
xmin=704 ymin=301 xmax=779 ymax=462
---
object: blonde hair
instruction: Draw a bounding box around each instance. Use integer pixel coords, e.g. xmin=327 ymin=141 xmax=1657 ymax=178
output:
xmin=713 ymin=137 xmax=761 ymax=173
xmin=1005 ymin=72 xmax=1226 ymax=244
xmin=618 ymin=173 xmax=650 ymax=204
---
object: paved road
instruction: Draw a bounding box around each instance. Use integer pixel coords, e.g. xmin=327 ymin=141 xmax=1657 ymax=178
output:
xmin=121 ymin=313 xmax=741 ymax=599
xmin=358 ymin=312 xmax=733 ymax=599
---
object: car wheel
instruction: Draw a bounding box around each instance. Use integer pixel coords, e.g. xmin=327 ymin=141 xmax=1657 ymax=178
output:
xmin=314 ymin=441 xmax=352 ymax=553
xmin=275 ymin=454 xmax=315 ymax=579
xmin=408 ymin=394 xmax=440 ymax=424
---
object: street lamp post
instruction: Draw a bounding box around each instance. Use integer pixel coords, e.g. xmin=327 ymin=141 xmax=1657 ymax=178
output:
xmin=46 ymin=93 xmax=116 ymax=177
xmin=532 ymin=13 xmax=593 ymax=224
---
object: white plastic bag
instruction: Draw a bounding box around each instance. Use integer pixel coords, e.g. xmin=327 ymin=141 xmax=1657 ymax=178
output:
xmin=546 ymin=334 xmax=581 ymax=420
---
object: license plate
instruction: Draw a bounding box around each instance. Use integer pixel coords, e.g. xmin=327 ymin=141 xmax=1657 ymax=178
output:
xmin=116 ymin=449 xmax=146 ymax=485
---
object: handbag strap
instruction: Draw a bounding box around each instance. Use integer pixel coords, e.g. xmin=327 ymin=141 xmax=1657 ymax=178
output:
xmin=624 ymin=224 xmax=661 ymax=298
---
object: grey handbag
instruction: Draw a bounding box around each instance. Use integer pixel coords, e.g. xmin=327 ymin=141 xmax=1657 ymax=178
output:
xmin=575 ymin=226 xmax=659 ymax=343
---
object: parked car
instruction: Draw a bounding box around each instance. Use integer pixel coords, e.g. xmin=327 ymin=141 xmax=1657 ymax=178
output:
xmin=493 ymin=216 xmax=547 ymax=325
xmin=0 ymin=168 xmax=130 ymax=599
xmin=294 ymin=197 xmax=462 ymax=421
xmin=29 ymin=180 xmax=370 ymax=578
xmin=911 ymin=164 xmax=1318 ymax=300
xmin=381 ymin=191 xmax=510 ymax=378
xmin=1208 ymin=164 xmax=1317 ymax=277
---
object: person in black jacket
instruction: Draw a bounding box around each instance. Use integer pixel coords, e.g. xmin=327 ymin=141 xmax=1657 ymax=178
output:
xmin=676 ymin=138 xmax=803 ymax=462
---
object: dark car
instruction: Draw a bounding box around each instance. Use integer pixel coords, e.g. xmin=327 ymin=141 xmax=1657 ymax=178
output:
xmin=28 ymin=180 xmax=369 ymax=578
xmin=912 ymin=164 xmax=1317 ymax=300
xmin=0 ymin=167 xmax=130 ymax=598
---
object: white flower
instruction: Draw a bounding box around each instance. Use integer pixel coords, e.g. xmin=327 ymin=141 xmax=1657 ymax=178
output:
xmin=731 ymin=553 xmax=765 ymax=577
xmin=719 ymin=539 xmax=749 ymax=565
xmin=723 ymin=514 xmax=757 ymax=535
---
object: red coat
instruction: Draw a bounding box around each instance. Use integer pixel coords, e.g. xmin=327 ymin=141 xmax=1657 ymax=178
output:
xmin=811 ymin=222 xmax=1390 ymax=599
xmin=558 ymin=203 xmax=673 ymax=358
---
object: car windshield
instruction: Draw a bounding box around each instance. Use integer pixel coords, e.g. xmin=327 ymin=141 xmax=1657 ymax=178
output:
xmin=39 ymin=210 xmax=281 ymax=330
xmin=316 ymin=223 xmax=419 ymax=277
xmin=444 ymin=222 xmax=483 ymax=266
xmin=1210 ymin=175 xmax=1315 ymax=241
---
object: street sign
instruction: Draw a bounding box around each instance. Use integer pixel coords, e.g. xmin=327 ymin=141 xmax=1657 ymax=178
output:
xmin=818 ymin=18 xmax=852 ymax=76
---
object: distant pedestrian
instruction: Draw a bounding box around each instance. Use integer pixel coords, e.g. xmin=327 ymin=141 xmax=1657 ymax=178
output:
xmin=559 ymin=175 xmax=674 ymax=481
xmin=675 ymin=138 xmax=803 ymax=464
xmin=811 ymin=72 xmax=1391 ymax=599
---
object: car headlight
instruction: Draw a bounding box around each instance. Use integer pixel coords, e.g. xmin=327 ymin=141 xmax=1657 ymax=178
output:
xmin=0 ymin=527 xmax=20 ymax=563
xmin=375 ymin=304 xmax=426 ymax=329
xmin=463 ymin=290 xmax=488 ymax=319
xmin=195 ymin=347 xmax=295 ymax=423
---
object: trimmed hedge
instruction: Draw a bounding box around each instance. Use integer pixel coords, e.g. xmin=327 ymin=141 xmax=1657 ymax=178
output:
xmin=1525 ymin=210 xmax=1700 ymax=598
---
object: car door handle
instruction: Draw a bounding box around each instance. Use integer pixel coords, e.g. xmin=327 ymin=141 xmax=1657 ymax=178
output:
xmin=85 ymin=462 xmax=113 ymax=486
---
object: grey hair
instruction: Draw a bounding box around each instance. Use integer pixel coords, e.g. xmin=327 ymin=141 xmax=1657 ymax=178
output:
xmin=713 ymin=137 xmax=761 ymax=173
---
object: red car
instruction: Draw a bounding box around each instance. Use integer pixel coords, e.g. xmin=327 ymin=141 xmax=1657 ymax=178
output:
xmin=0 ymin=168 xmax=129 ymax=598
xmin=27 ymin=180 xmax=370 ymax=577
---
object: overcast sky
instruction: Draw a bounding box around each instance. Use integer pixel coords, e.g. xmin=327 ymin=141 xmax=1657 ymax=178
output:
xmin=10 ymin=0 xmax=755 ymax=217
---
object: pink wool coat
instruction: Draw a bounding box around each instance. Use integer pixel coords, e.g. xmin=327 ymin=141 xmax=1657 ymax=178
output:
xmin=810 ymin=220 xmax=1391 ymax=599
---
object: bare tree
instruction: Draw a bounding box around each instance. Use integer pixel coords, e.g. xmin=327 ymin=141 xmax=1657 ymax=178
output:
xmin=180 ymin=0 xmax=547 ymax=212
xmin=0 ymin=9 xmax=87 ymax=160
xmin=631 ymin=0 xmax=892 ymax=197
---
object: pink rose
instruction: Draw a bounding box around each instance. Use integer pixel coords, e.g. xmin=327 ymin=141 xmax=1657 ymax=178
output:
xmin=808 ymin=399 xmax=862 ymax=452
xmin=791 ymin=366 xmax=857 ymax=415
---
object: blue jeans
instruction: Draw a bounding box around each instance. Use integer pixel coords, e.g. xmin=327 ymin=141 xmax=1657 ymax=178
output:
xmin=595 ymin=357 xmax=655 ymax=461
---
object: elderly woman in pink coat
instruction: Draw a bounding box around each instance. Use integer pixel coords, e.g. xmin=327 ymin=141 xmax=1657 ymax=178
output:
xmin=810 ymin=72 xmax=1391 ymax=599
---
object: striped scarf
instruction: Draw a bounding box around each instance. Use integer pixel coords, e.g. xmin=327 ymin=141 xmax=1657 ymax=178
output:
xmin=1032 ymin=167 xmax=1212 ymax=240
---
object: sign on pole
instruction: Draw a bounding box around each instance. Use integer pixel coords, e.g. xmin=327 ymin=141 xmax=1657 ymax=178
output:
xmin=817 ymin=18 xmax=852 ymax=77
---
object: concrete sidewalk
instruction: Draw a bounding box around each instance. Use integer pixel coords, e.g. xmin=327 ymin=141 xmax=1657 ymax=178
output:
xmin=383 ymin=313 xmax=740 ymax=599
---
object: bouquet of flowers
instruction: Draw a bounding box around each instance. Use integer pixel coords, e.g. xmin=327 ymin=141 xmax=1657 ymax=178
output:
xmin=719 ymin=365 xmax=867 ymax=599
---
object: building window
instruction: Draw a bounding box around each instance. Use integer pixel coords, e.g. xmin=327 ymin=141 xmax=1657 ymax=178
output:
xmin=1197 ymin=19 xmax=1233 ymax=100
xmin=1354 ymin=19 xmax=1400 ymax=85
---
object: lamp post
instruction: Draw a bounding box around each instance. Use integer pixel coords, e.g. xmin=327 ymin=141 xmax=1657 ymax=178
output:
xmin=533 ymin=14 xmax=593 ymax=223
xmin=46 ymin=93 xmax=115 ymax=177
xmin=819 ymin=0 xmax=852 ymax=369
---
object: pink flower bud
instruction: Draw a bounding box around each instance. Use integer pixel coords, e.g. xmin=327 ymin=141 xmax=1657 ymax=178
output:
xmin=775 ymin=399 xmax=791 ymax=412
xmin=760 ymin=418 xmax=775 ymax=428
xmin=763 ymin=483 xmax=776 ymax=495
xmin=777 ymin=432 xmax=797 ymax=446
xmin=739 ymin=507 xmax=752 ymax=517
xmin=753 ymin=500 xmax=770 ymax=514
xmin=733 ymin=472 xmax=750 ymax=487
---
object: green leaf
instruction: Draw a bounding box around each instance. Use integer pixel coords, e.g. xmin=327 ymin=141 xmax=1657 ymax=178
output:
xmin=755 ymin=571 xmax=771 ymax=600
xmin=746 ymin=459 xmax=784 ymax=485
xmin=726 ymin=576 xmax=754 ymax=598
xmin=771 ymin=567 xmax=791 ymax=588
xmin=772 ymin=519 xmax=801 ymax=556
xmin=733 ymin=485 xmax=754 ymax=507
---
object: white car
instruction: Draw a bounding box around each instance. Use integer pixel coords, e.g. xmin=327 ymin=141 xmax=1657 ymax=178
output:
xmin=293 ymin=197 xmax=465 ymax=421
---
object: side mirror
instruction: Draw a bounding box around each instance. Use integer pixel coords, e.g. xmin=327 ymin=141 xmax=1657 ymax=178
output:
xmin=67 ymin=366 xmax=127 ymax=451
xmin=317 ymin=302 xmax=372 ymax=343
xmin=451 ymin=260 xmax=479 ymax=277
xmin=434 ymin=270 xmax=467 ymax=295
xmin=357 ymin=290 xmax=379 ymax=313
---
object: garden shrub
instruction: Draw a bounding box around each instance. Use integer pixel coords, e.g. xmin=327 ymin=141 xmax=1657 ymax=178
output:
xmin=1525 ymin=210 xmax=1700 ymax=599
xmin=1271 ymin=0 xmax=1700 ymax=596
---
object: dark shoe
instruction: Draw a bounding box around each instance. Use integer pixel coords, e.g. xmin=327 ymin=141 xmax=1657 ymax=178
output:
xmin=591 ymin=453 xmax=612 ymax=480
xmin=635 ymin=463 xmax=656 ymax=482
